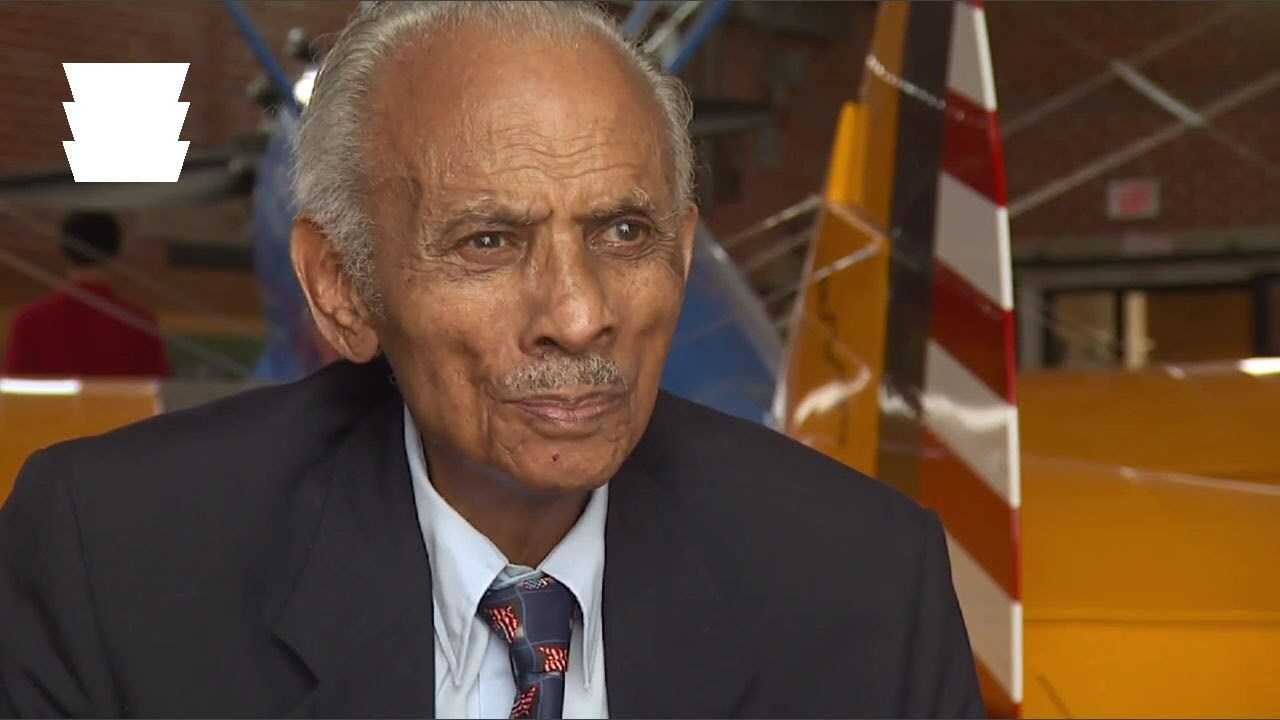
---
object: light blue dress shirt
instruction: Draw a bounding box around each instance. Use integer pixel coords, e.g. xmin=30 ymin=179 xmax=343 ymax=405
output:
xmin=403 ymin=406 xmax=610 ymax=719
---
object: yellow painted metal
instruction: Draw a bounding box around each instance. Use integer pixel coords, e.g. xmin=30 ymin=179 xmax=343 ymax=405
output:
xmin=858 ymin=0 xmax=908 ymax=229
xmin=1019 ymin=365 xmax=1280 ymax=718
xmin=778 ymin=21 xmax=893 ymax=479
xmin=0 ymin=379 xmax=159 ymax=506
xmin=1020 ymin=364 xmax=1280 ymax=484
xmin=778 ymin=202 xmax=889 ymax=477
xmin=823 ymin=102 xmax=867 ymax=208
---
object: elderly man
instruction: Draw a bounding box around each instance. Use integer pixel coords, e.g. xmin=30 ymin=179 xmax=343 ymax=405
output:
xmin=0 ymin=3 xmax=982 ymax=718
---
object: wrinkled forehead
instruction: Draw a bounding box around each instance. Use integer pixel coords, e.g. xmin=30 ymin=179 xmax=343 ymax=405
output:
xmin=364 ymin=22 xmax=675 ymax=219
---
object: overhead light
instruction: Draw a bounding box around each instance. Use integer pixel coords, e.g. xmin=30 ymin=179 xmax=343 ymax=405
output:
xmin=0 ymin=378 xmax=83 ymax=395
xmin=1238 ymin=358 xmax=1280 ymax=376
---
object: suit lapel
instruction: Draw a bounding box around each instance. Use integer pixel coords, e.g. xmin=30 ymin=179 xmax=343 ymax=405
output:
xmin=272 ymin=394 xmax=436 ymax=718
xmin=603 ymin=415 xmax=756 ymax=718
xmin=268 ymin=374 xmax=749 ymax=718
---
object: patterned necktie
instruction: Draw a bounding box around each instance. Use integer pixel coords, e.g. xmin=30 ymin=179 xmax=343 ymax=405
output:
xmin=478 ymin=569 xmax=576 ymax=719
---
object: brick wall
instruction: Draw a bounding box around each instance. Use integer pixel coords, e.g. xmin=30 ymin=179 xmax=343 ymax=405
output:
xmin=988 ymin=1 xmax=1280 ymax=242
xmin=697 ymin=1 xmax=1280 ymax=247
xmin=0 ymin=1 xmax=359 ymax=336
xmin=696 ymin=7 xmax=875 ymax=239
xmin=2 ymin=1 xmax=1278 ymax=307
xmin=0 ymin=0 xmax=358 ymax=173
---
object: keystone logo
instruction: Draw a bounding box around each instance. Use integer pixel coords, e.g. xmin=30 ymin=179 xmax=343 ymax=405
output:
xmin=62 ymin=63 xmax=190 ymax=183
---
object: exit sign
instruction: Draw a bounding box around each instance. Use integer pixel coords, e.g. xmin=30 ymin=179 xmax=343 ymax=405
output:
xmin=1107 ymin=178 xmax=1161 ymax=220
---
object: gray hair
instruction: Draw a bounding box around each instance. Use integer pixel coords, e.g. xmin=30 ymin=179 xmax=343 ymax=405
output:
xmin=291 ymin=1 xmax=696 ymax=306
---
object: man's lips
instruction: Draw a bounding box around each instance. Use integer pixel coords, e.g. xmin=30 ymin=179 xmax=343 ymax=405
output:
xmin=507 ymin=390 xmax=624 ymax=426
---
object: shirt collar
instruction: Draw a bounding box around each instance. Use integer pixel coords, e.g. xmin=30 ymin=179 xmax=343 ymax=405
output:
xmin=403 ymin=405 xmax=608 ymax=686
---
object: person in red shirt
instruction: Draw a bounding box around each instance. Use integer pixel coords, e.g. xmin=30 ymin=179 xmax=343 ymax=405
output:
xmin=2 ymin=211 xmax=171 ymax=377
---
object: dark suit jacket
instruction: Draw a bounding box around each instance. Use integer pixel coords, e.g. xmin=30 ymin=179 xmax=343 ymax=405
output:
xmin=0 ymin=359 xmax=983 ymax=718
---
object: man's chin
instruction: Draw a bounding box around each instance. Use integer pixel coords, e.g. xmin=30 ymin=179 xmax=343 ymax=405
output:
xmin=505 ymin=449 xmax=624 ymax=495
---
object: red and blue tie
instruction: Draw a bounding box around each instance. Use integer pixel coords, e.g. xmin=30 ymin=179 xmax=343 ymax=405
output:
xmin=479 ymin=570 xmax=576 ymax=719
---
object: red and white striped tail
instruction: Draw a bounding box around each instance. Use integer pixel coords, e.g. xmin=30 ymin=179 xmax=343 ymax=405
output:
xmin=777 ymin=1 xmax=1022 ymax=713
xmin=923 ymin=1 xmax=1022 ymax=715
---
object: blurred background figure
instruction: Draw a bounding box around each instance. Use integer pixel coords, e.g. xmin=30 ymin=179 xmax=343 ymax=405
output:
xmin=2 ymin=210 xmax=170 ymax=377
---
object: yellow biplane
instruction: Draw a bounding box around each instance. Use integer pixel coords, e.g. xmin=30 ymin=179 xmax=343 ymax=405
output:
xmin=776 ymin=1 xmax=1280 ymax=717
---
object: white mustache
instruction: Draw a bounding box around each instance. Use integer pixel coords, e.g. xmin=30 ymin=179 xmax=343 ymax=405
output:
xmin=501 ymin=354 xmax=623 ymax=394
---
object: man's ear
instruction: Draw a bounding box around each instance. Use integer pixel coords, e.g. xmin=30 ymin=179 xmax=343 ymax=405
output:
xmin=290 ymin=218 xmax=381 ymax=363
xmin=678 ymin=204 xmax=700 ymax=280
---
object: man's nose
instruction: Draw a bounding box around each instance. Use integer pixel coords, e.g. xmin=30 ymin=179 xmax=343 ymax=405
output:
xmin=522 ymin=235 xmax=617 ymax=356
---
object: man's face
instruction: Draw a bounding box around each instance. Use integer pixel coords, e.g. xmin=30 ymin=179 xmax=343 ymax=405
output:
xmin=363 ymin=26 xmax=696 ymax=495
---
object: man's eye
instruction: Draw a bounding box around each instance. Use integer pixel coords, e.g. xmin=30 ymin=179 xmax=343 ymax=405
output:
xmin=605 ymin=220 xmax=650 ymax=244
xmin=456 ymin=231 xmax=521 ymax=267
xmin=468 ymin=233 xmax=506 ymax=250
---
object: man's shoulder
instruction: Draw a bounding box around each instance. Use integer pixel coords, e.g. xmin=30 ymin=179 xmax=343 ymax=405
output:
xmin=642 ymin=391 xmax=938 ymax=631
xmin=0 ymin=360 xmax=400 ymax=673
xmin=646 ymin=390 xmax=930 ymax=539
xmin=30 ymin=359 xmax=396 ymax=501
